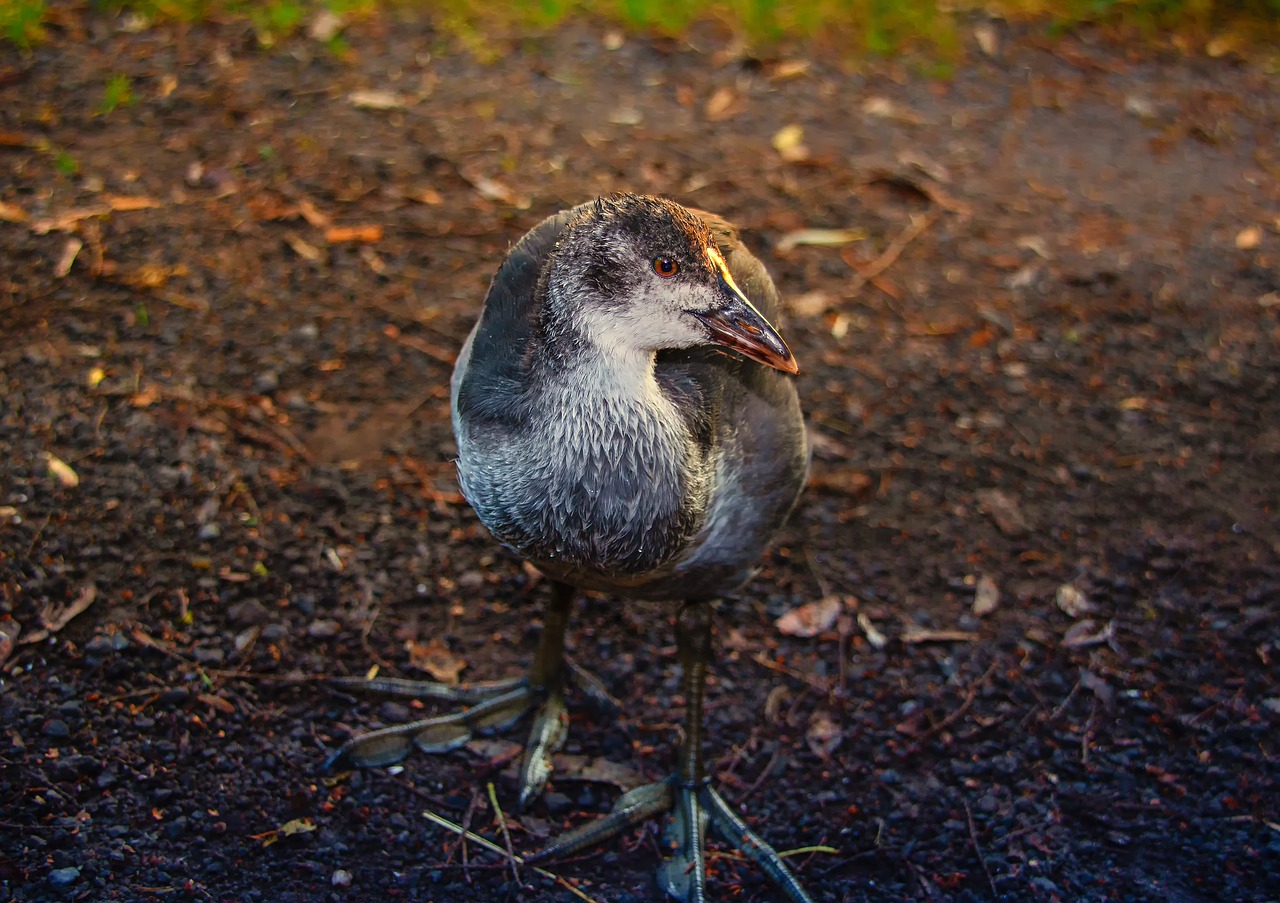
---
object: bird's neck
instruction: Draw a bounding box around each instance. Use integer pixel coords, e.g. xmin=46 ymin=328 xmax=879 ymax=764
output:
xmin=534 ymin=277 xmax=662 ymax=405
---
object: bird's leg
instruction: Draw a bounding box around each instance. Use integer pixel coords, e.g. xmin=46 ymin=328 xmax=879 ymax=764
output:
xmin=656 ymin=599 xmax=714 ymax=900
xmin=325 ymin=581 xmax=574 ymax=805
xmin=530 ymin=601 xmax=814 ymax=903
xmin=517 ymin=579 xmax=571 ymax=806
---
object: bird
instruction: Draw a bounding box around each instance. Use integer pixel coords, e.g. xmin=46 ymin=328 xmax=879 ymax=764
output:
xmin=327 ymin=193 xmax=812 ymax=901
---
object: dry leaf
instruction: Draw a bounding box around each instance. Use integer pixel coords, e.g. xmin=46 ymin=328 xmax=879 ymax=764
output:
xmin=325 ymin=225 xmax=382 ymax=244
xmin=775 ymin=596 xmax=842 ymax=638
xmin=31 ymin=206 xmax=110 ymax=235
xmin=43 ymin=451 xmax=79 ymax=488
xmin=0 ymin=200 xmax=28 ymax=222
xmin=468 ymin=738 xmax=523 ymax=762
xmin=1207 ymin=35 xmax=1242 ymax=57
xmin=769 ymin=60 xmax=810 ymax=80
xmin=861 ymin=97 xmax=926 ymax=125
xmin=348 ymin=89 xmax=406 ymax=110
xmin=307 ymin=9 xmax=345 ymax=42
xmin=1016 ymin=235 xmax=1052 ymax=259
xmin=805 ymin=710 xmax=842 ymax=760
xmin=1079 ymin=670 xmax=1114 ymax=708
xmin=787 ymin=290 xmax=835 ymax=318
xmin=1235 ymin=226 xmax=1262 ymax=250
xmin=406 ymin=187 xmax=443 ymax=205
xmin=973 ymin=574 xmax=1000 ymax=616
xmin=460 ymin=171 xmax=530 ymax=209
xmin=197 ymin=693 xmax=236 ymax=714
xmin=857 ymin=612 xmax=887 ymax=648
xmin=897 ymin=150 xmax=952 ymax=184
xmin=407 ymin=637 xmax=466 ymax=684
xmin=975 ymin=488 xmax=1030 ymax=536
xmin=119 ymin=263 xmax=187 ymax=290
xmin=296 ymin=198 xmax=331 ymax=228
xmin=253 ymin=817 xmax=318 ymax=847
xmin=776 ymin=228 xmax=867 ymax=254
xmin=704 ymin=87 xmax=739 ymax=121
xmin=130 ymin=384 xmax=161 ymax=408
xmin=21 ymin=585 xmax=98 ymax=645
xmin=281 ymin=818 xmax=316 ymax=837
xmin=764 ymin=685 xmax=790 ymax=723
xmin=105 ymin=195 xmax=162 ymax=212
xmin=973 ymin=23 xmax=999 ymax=57
xmin=608 ymin=107 xmax=642 ymax=125
xmin=1061 ymin=618 xmax=1115 ymax=648
xmin=285 ymin=233 xmax=324 ymax=262
xmin=1055 ymin=584 xmax=1095 ymax=617
xmin=900 ymin=626 xmax=979 ymax=644
xmin=54 ymin=238 xmax=82 ymax=278
xmin=552 ymin=754 xmax=645 ymax=788
xmin=0 ymin=615 xmax=20 ymax=666
xmin=771 ymin=124 xmax=808 ymax=163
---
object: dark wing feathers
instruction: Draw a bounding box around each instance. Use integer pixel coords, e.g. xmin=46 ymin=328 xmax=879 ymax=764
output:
xmin=453 ymin=208 xmax=576 ymax=425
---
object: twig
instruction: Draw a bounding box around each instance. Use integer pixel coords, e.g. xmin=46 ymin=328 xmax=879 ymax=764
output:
xmin=1048 ymin=679 xmax=1081 ymax=722
xmin=752 ymin=651 xmax=832 ymax=694
xmin=716 ymin=728 xmax=759 ymax=782
xmin=445 ymin=787 xmax=482 ymax=879
xmin=903 ymin=659 xmax=1000 ymax=755
xmin=846 ymin=210 xmax=940 ymax=299
xmin=1081 ymin=699 xmax=1099 ymax=764
xmin=708 ymin=843 xmax=839 ymax=863
xmin=964 ymin=797 xmax=996 ymax=896
xmin=733 ymin=744 xmax=783 ymax=806
xmin=777 ymin=844 xmax=840 ymax=858
xmin=487 ymin=782 xmax=520 ymax=887
xmin=382 ymin=328 xmax=458 ymax=366
xmin=420 ymin=808 xmax=600 ymax=903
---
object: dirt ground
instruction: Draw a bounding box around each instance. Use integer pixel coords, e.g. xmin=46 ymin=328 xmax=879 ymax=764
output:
xmin=2 ymin=7 xmax=1279 ymax=902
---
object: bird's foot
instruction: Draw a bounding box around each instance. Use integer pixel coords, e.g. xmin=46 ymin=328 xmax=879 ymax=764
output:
xmin=529 ymin=777 xmax=813 ymax=903
xmin=323 ymin=673 xmax=570 ymax=806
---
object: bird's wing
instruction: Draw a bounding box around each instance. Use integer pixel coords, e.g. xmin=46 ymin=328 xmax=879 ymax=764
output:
xmin=451 ymin=206 xmax=580 ymax=426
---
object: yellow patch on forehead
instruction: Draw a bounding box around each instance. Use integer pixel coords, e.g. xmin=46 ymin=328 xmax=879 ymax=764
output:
xmin=706 ymin=245 xmax=747 ymax=299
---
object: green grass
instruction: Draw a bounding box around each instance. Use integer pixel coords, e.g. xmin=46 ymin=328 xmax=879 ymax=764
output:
xmin=53 ymin=149 xmax=79 ymax=176
xmin=2 ymin=0 xmax=1276 ymax=54
xmin=0 ymin=0 xmax=45 ymax=47
xmin=99 ymin=73 xmax=135 ymax=115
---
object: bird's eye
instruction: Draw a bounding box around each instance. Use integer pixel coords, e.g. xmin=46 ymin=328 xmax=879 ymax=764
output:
xmin=652 ymin=257 xmax=679 ymax=278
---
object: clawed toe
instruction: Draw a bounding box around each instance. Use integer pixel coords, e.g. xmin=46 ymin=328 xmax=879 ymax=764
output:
xmin=324 ymin=676 xmax=570 ymax=804
xmin=701 ymin=785 xmax=813 ymax=903
xmin=323 ymin=679 xmax=538 ymax=771
xmin=326 ymin=583 xmax=576 ymax=800
xmin=529 ymin=777 xmax=812 ymax=903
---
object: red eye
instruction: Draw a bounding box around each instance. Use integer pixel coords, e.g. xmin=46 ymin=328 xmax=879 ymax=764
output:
xmin=652 ymin=257 xmax=679 ymax=278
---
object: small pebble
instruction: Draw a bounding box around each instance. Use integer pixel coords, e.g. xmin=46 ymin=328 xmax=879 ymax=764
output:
xmin=49 ymin=866 xmax=80 ymax=886
xmin=307 ymin=619 xmax=342 ymax=639
xmin=331 ymin=869 xmax=353 ymax=888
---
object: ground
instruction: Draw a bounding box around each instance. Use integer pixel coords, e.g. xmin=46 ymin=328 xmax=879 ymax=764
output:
xmin=2 ymin=7 xmax=1279 ymax=903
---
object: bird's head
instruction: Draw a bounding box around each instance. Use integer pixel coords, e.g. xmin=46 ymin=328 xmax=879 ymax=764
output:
xmin=543 ymin=194 xmax=798 ymax=375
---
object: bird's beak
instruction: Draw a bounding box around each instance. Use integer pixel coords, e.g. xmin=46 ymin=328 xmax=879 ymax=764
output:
xmin=692 ymin=252 xmax=799 ymax=375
